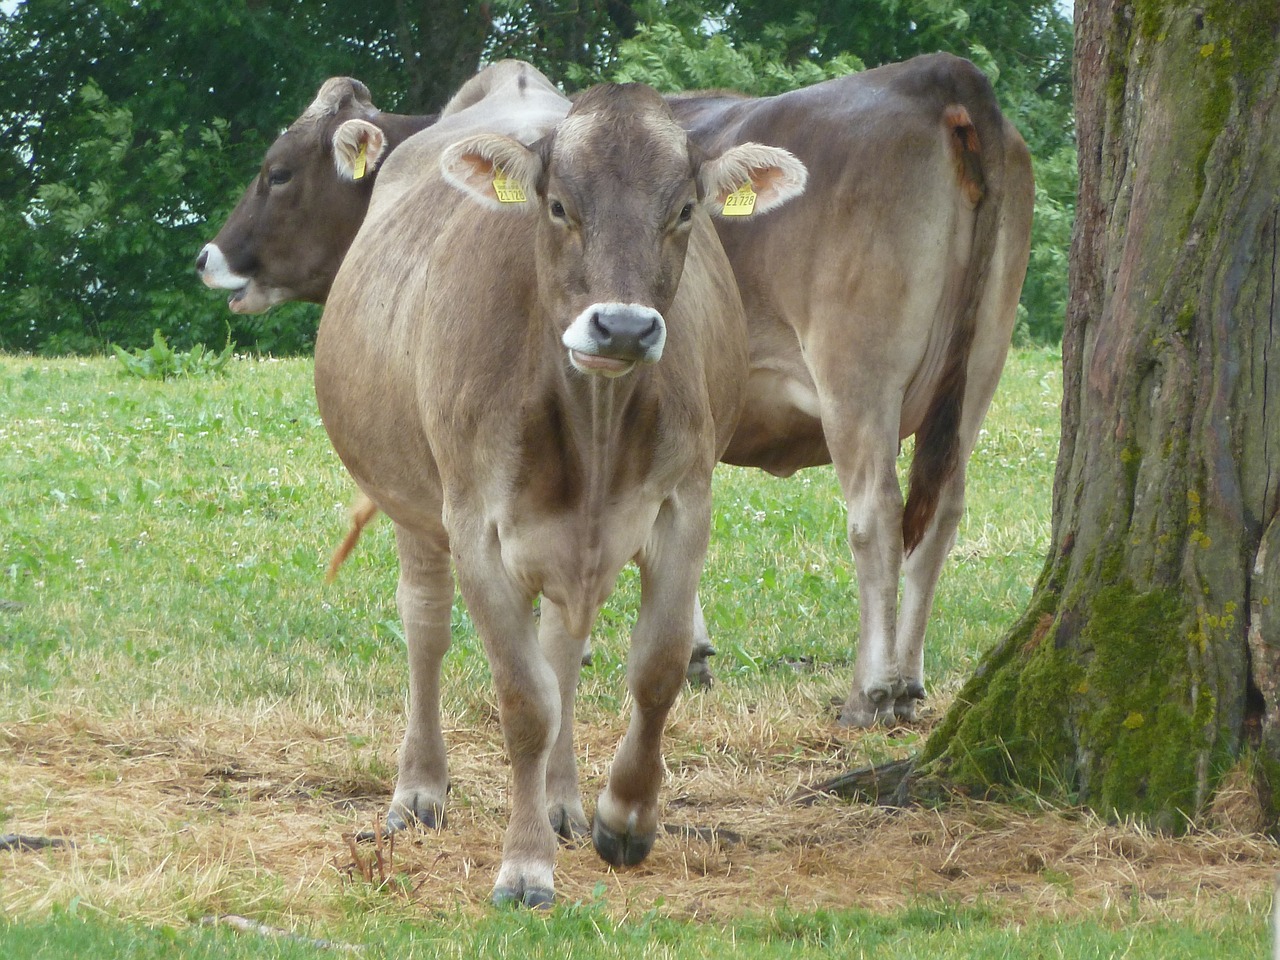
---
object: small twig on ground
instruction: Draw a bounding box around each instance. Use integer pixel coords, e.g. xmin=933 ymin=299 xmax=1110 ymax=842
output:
xmin=200 ymin=915 xmax=362 ymax=953
xmin=663 ymin=823 xmax=744 ymax=846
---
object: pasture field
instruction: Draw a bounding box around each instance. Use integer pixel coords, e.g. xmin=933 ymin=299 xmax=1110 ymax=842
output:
xmin=0 ymin=349 xmax=1274 ymax=957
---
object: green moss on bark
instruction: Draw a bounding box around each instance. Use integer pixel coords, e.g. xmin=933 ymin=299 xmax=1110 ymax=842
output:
xmin=1075 ymin=583 xmax=1208 ymax=831
xmin=917 ymin=583 xmax=1080 ymax=799
xmin=919 ymin=576 xmax=1222 ymax=831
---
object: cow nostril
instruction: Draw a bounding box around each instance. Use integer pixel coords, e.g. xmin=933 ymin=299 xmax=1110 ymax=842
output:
xmin=589 ymin=313 xmax=610 ymax=342
xmin=638 ymin=316 xmax=661 ymax=346
xmin=195 ymin=249 xmax=208 ymax=272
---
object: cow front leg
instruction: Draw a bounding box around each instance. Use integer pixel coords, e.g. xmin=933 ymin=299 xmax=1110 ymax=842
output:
xmin=382 ymin=525 xmax=454 ymax=834
xmin=895 ymin=471 xmax=965 ymax=721
xmin=538 ymin=600 xmax=589 ymax=841
xmin=455 ymin=555 xmax=560 ymax=908
xmin=593 ymin=494 xmax=705 ymax=868
xmin=831 ymin=439 xmax=907 ymax=727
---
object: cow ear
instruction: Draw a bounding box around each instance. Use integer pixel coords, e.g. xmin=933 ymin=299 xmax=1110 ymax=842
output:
xmin=440 ymin=133 xmax=541 ymax=211
xmin=332 ymin=119 xmax=387 ymax=181
xmin=700 ymin=143 xmax=808 ymax=218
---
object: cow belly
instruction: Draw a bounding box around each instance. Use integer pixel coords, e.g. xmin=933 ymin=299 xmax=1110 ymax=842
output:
xmin=721 ymin=368 xmax=830 ymax=477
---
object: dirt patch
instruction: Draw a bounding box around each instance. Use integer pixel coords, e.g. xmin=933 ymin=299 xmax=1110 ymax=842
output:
xmin=2 ymin=682 xmax=1277 ymax=926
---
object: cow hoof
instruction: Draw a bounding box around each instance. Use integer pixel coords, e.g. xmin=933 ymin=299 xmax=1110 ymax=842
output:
xmin=686 ymin=644 xmax=715 ymax=689
xmin=835 ymin=692 xmax=896 ymax=728
xmin=892 ymin=682 xmax=927 ymax=723
xmin=389 ymin=800 xmax=445 ymax=832
xmin=592 ymin=812 xmax=656 ymax=868
xmin=549 ymin=805 xmax=591 ymax=844
xmin=356 ymin=794 xmax=447 ymax=842
xmin=893 ymin=699 xmax=919 ymax=723
xmin=492 ymin=883 xmax=555 ymax=910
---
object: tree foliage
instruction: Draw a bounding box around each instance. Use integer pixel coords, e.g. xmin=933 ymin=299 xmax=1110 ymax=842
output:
xmin=0 ymin=0 xmax=1072 ymax=354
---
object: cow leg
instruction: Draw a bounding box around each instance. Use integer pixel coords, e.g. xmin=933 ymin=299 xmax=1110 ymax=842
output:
xmin=384 ymin=525 xmax=454 ymax=833
xmin=892 ymin=289 xmax=1016 ymax=720
xmin=894 ymin=471 xmax=965 ymax=721
xmin=686 ymin=594 xmax=716 ymax=687
xmin=580 ymin=597 xmax=714 ymax=687
xmin=538 ymin=600 xmax=590 ymax=841
xmin=592 ymin=492 xmax=705 ymax=868
xmin=454 ymin=558 xmax=560 ymax=908
xmin=827 ymin=421 xmax=908 ymax=727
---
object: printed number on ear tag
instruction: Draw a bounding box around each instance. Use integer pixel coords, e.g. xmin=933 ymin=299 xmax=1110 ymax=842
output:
xmin=353 ymin=141 xmax=367 ymax=180
xmin=493 ymin=167 xmax=527 ymax=203
xmin=722 ymin=182 xmax=757 ymax=216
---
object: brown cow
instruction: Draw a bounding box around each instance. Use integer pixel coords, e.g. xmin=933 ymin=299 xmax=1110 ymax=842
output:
xmin=201 ymin=54 xmax=1032 ymax=728
xmin=314 ymin=83 xmax=805 ymax=905
xmin=195 ymin=77 xmax=434 ymax=312
xmin=667 ymin=53 xmax=1034 ymax=725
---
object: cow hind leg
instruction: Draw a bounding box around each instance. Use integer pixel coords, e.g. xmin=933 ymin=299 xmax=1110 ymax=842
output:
xmin=538 ymin=600 xmax=590 ymax=841
xmin=686 ymin=594 xmax=716 ymax=688
xmin=380 ymin=525 xmax=454 ymax=836
xmin=829 ymin=432 xmax=908 ymax=727
xmin=895 ymin=471 xmax=965 ymax=722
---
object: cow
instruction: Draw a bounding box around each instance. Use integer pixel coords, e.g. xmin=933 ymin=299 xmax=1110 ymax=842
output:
xmin=200 ymin=54 xmax=1032 ymax=725
xmin=195 ymin=77 xmax=435 ymax=313
xmin=313 ymin=81 xmax=806 ymax=905
xmin=665 ymin=54 xmax=1034 ymax=725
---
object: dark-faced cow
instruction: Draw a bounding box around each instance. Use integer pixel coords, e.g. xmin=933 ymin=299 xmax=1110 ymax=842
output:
xmin=195 ymin=77 xmax=434 ymax=312
xmin=196 ymin=61 xmax=568 ymax=312
xmin=314 ymin=84 xmax=805 ymax=905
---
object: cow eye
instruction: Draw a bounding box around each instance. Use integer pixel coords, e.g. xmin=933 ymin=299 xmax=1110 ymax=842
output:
xmin=548 ymin=199 xmax=567 ymax=220
xmin=677 ymin=202 xmax=695 ymax=223
xmin=268 ymin=168 xmax=292 ymax=186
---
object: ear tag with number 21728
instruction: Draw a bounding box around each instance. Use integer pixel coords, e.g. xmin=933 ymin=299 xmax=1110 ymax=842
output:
xmin=721 ymin=182 xmax=757 ymax=216
xmin=493 ymin=167 xmax=527 ymax=203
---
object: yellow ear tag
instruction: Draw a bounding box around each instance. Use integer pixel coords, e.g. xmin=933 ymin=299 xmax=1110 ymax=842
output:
xmin=492 ymin=166 xmax=527 ymax=203
xmin=352 ymin=141 xmax=367 ymax=181
xmin=721 ymin=181 xmax=757 ymax=217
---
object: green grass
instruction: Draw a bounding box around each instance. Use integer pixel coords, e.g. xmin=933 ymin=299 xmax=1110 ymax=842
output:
xmin=1 ymin=348 xmax=1271 ymax=957
xmin=0 ymin=351 xmax=1058 ymax=710
xmin=0 ymin=901 xmax=1267 ymax=959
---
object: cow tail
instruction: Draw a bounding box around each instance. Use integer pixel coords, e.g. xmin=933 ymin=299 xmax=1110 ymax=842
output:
xmin=325 ymin=493 xmax=380 ymax=582
xmin=901 ymin=100 xmax=1004 ymax=555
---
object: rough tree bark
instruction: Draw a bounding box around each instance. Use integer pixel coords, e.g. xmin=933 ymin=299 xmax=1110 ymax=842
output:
xmin=394 ymin=1 xmax=493 ymax=112
xmin=903 ymin=0 xmax=1280 ymax=831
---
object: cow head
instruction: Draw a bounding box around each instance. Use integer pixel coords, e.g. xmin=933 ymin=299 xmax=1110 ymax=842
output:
xmin=196 ymin=77 xmax=395 ymax=314
xmin=441 ymin=83 xmax=807 ymax=378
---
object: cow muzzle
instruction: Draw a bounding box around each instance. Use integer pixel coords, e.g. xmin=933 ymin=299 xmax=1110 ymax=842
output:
xmin=562 ymin=303 xmax=666 ymax=378
xmin=195 ymin=243 xmax=283 ymax=315
xmin=196 ymin=243 xmax=251 ymax=295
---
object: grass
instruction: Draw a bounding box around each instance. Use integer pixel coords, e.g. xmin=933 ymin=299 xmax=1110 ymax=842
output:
xmin=0 ymin=348 xmax=1274 ymax=957
xmin=0 ymin=903 xmax=1267 ymax=959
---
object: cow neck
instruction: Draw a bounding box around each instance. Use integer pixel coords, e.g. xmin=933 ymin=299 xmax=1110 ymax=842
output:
xmin=544 ymin=351 xmax=658 ymax=515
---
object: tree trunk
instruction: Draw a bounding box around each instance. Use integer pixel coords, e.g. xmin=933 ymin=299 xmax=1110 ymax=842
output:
xmin=913 ymin=0 xmax=1280 ymax=831
xmin=395 ymin=1 xmax=493 ymax=112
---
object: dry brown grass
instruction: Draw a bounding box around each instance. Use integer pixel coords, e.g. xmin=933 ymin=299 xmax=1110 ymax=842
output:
xmin=3 ymin=676 xmax=1277 ymax=929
